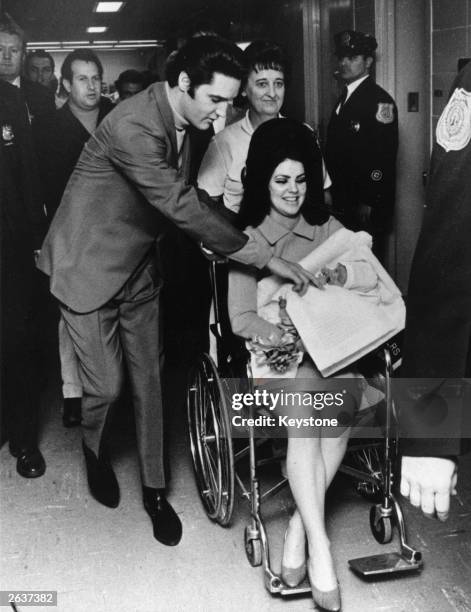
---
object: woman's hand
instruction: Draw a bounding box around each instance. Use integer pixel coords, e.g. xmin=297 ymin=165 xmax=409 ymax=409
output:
xmin=252 ymin=323 xmax=285 ymax=347
xmin=267 ymin=256 xmax=323 ymax=296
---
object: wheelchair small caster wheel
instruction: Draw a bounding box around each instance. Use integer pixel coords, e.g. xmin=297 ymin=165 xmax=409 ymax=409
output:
xmin=370 ymin=505 xmax=393 ymax=544
xmin=244 ymin=527 xmax=262 ymax=567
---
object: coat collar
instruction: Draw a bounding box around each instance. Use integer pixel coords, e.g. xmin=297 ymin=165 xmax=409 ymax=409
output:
xmin=343 ymin=75 xmax=373 ymax=104
xmin=61 ymin=97 xmax=112 ymax=137
xmin=257 ymin=214 xmax=315 ymax=245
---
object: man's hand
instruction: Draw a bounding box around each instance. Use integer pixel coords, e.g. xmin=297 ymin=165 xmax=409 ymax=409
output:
xmin=400 ymin=456 xmax=458 ymax=521
xmin=266 ymin=257 xmax=322 ymax=296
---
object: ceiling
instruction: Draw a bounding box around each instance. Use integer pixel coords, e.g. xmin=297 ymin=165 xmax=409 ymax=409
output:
xmin=2 ymin=0 xmax=276 ymax=45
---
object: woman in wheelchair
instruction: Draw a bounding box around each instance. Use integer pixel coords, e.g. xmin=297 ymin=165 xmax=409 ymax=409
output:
xmin=228 ymin=118 xmax=360 ymax=611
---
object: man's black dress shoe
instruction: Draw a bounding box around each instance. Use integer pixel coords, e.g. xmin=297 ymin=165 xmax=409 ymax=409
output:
xmin=63 ymin=398 xmax=82 ymax=428
xmin=9 ymin=444 xmax=46 ymax=478
xmin=143 ymin=487 xmax=182 ymax=546
xmin=82 ymin=441 xmax=120 ymax=508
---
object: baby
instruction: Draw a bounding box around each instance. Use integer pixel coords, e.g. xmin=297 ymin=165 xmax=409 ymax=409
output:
xmin=317 ymin=260 xmax=394 ymax=304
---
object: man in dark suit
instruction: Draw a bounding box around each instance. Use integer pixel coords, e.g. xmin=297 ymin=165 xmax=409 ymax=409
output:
xmin=38 ymin=35 xmax=313 ymax=545
xmin=33 ymin=49 xmax=114 ymax=428
xmin=0 ymin=78 xmax=47 ymax=478
xmin=399 ymin=61 xmax=471 ymax=521
xmin=24 ymin=50 xmax=56 ymax=92
xmin=0 ymin=14 xmax=55 ymax=121
xmin=33 ymin=49 xmax=114 ymax=219
xmin=325 ymin=30 xmax=398 ymax=261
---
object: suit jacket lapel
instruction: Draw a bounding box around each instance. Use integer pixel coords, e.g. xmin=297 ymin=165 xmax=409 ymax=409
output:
xmin=62 ymin=104 xmax=90 ymax=144
xmin=152 ymin=82 xmax=178 ymax=168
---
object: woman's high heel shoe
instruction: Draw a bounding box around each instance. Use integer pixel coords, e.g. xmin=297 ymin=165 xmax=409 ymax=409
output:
xmin=280 ymin=529 xmax=307 ymax=587
xmin=310 ymin=582 xmax=341 ymax=611
xmin=307 ymin=559 xmax=341 ymax=611
xmin=281 ymin=561 xmax=307 ymax=588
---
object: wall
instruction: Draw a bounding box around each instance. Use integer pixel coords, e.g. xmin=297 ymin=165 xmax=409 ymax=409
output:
xmin=393 ymin=0 xmax=429 ymax=292
xmin=432 ymin=0 xmax=471 ymax=131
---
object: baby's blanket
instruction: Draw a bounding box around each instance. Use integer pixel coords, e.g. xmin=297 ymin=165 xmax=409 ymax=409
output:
xmin=252 ymin=229 xmax=405 ymax=378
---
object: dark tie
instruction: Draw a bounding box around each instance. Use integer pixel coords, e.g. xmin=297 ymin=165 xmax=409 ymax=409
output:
xmin=339 ymin=86 xmax=348 ymax=109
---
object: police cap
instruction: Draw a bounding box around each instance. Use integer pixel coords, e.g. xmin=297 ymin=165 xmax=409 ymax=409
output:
xmin=334 ymin=30 xmax=378 ymax=59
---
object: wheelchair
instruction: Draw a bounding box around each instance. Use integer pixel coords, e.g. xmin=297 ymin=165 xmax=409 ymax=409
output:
xmin=187 ymin=258 xmax=422 ymax=596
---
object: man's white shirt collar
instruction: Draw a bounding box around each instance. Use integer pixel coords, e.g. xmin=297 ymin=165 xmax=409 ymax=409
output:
xmin=345 ymin=74 xmax=369 ymax=102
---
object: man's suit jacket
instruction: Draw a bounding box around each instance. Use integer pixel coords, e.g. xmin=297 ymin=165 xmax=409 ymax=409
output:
xmin=38 ymin=82 xmax=267 ymax=314
xmin=21 ymin=79 xmax=55 ymax=122
xmin=0 ymin=80 xmax=46 ymax=253
xmin=326 ymin=76 xmax=398 ymax=232
xmin=1 ymin=79 xmax=45 ymax=343
xmin=33 ymin=97 xmax=114 ymax=219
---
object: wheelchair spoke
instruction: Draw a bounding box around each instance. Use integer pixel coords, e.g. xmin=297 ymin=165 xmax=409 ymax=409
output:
xmin=187 ymin=354 xmax=235 ymax=525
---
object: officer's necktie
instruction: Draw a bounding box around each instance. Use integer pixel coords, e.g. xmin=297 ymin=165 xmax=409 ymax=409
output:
xmin=338 ymin=86 xmax=348 ymax=112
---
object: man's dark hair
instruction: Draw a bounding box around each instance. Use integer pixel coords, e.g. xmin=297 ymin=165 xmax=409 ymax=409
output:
xmin=61 ymin=49 xmax=103 ymax=82
xmin=238 ymin=118 xmax=328 ymax=230
xmin=0 ymin=13 xmax=26 ymax=47
xmin=243 ymin=40 xmax=291 ymax=86
xmin=115 ymin=69 xmax=146 ymax=95
xmin=25 ymin=49 xmax=55 ymax=73
xmin=165 ymin=35 xmax=245 ymax=96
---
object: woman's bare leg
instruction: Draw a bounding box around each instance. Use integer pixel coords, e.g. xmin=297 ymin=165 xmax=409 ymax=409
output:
xmin=282 ymin=430 xmax=349 ymax=590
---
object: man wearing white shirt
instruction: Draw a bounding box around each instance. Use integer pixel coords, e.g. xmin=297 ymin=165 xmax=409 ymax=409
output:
xmin=325 ymin=30 xmax=398 ymax=262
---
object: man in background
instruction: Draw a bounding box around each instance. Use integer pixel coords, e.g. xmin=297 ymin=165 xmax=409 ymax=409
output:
xmin=400 ymin=60 xmax=471 ymax=522
xmin=24 ymin=49 xmax=56 ymax=92
xmin=325 ymin=30 xmax=398 ymax=262
xmin=33 ymin=49 xmax=114 ymax=427
xmin=0 ymin=14 xmax=54 ymax=121
xmin=115 ymin=69 xmax=145 ymax=102
xmin=1 ymin=77 xmax=47 ymax=478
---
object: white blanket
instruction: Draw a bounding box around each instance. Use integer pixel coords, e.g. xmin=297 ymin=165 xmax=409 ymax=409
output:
xmin=252 ymin=229 xmax=405 ymax=378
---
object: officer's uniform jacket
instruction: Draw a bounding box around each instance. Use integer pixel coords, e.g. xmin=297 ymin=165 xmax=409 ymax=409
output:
xmin=401 ymin=63 xmax=471 ymax=457
xmin=326 ymin=76 xmax=398 ymax=233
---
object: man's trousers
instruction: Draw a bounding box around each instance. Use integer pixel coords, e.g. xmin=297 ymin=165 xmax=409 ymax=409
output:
xmin=60 ymin=250 xmax=165 ymax=488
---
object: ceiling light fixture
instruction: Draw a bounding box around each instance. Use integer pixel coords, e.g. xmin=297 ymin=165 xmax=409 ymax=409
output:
xmin=28 ymin=39 xmax=162 ymax=50
xmin=87 ymin=26 xmax=108 ymax=33
xmin=94 ymin=2 xmax=124 ymax=12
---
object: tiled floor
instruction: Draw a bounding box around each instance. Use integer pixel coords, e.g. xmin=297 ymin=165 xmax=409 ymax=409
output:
xmin=1 ymin=365 xmax=470 ymax=612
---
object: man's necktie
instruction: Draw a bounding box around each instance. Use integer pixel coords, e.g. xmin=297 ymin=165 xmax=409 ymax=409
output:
xmin=339 ymin=86 xmax=348 ymax=108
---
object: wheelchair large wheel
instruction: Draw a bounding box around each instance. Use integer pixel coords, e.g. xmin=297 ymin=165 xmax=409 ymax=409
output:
xmin=348 ymin=443 xmax=383 ymax=502
xmin=187 ymin=353 xmax=235 ymax=526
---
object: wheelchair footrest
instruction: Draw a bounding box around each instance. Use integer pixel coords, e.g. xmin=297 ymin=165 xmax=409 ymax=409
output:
xmin=279 ymin=577 xmax=312 ymax=596
xmin=348 ymin=552 xmax=422 ymax=578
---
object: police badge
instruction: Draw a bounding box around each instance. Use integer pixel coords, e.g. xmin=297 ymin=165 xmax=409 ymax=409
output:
xmin=375 ymin=103 xmax=394 ymax=124
xmin=436 ymin=87 xmax=471 ymax=152
xmin=1 ymin=124 xmax=14 ymax=145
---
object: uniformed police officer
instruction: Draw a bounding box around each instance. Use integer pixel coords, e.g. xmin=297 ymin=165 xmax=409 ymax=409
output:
xmin=325 ymin=30 xmax=398 ymax=261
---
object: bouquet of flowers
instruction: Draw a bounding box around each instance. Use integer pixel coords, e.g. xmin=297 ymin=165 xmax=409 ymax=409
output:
xmin=249 ymin=297 xmax=304 ymax=374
